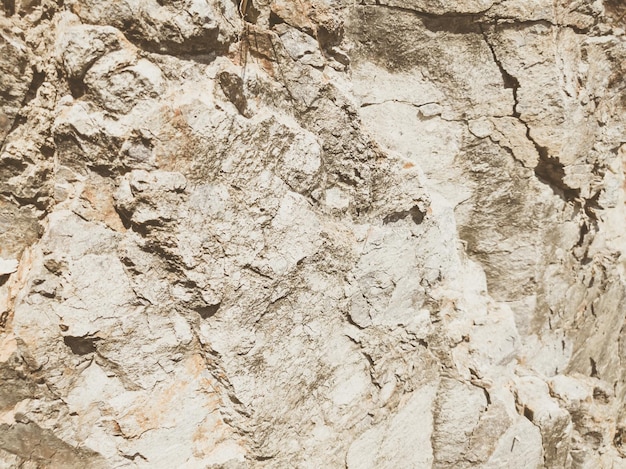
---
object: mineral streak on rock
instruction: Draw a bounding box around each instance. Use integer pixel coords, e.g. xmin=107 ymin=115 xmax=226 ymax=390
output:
xmin=0 ymin=0 xmax=625 ymax=467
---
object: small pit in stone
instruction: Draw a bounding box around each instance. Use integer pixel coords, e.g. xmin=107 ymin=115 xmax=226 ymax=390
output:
xmin=63 ymin=336 xmax=98 ymax=355
xmin=196 ymin=303 xmax=221 ymax=319
xmin=383 ymin=206 xmax=425 ymax=225
xmin=593 ymin=386 xmax=610 ymax=404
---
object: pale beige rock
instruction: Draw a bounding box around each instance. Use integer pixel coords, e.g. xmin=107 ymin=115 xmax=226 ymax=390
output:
xmin=1 ymin=0 xmax=626 ymax=467
xmin=0 ymin=259 xmax=17 ymax=276
xmin=346 ymin=384 xmax=438 ymax=469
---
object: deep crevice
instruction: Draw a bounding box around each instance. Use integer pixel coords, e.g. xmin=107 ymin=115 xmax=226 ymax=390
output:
xmin=23 ymin=69 xmax=46 ymax=106
xmin=533 ymin=154 xmax=579 ymax=201
xmin=67 ymin=77 xmax=85 ymax=99
xmin=480 ymin=26 xmax=518 ymax=97
xmin=481 ymin=27 xmax=581 ymax=203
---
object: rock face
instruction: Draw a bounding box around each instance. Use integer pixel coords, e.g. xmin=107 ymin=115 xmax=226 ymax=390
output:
xmin=1 ymin=0 xmax=625 ymax=467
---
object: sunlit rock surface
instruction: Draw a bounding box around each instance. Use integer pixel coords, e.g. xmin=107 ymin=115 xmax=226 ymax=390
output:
xmin=1 ymin=0 xmax=626 ymax=467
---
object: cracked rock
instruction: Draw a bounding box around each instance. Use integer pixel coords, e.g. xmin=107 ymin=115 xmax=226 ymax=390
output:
xmin=1 ymin=0 xmax=626 ymax=467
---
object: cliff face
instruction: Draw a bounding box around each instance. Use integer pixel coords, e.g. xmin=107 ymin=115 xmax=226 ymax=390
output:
xmin=1 ymin=0 xmax=625 ymax=467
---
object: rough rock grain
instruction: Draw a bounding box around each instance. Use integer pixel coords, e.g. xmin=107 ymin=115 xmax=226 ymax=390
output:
xmin=1 ymin=0 xmax=626 ymax=467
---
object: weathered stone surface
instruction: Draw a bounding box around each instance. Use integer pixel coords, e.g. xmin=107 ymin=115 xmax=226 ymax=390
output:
xmin=346 ymin=383 xmax=438 ymax=469
xmin=0 ymin=22 xmax=31 ymax=144
xmin=1 ymin=0 xmax=626 ymax=467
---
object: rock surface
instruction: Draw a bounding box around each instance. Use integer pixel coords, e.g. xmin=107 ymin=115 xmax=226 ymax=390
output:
xmin=1 ymin=0 xmax=626 ymax=467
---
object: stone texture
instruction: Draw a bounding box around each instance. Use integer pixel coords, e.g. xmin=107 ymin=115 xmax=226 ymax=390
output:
xmin=1 ymin=0 xmax=626 ymax=467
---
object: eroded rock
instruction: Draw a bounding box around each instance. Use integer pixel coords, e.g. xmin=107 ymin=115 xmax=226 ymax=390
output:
xmin=1 ymin=0 xmax=626 ymax=467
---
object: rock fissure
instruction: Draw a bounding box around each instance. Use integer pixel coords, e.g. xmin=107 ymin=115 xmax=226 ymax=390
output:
xmin=0 ymin=0 xmax=625 ymax=467
xmin=481 ymin=25 xmax=582 ymax=204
